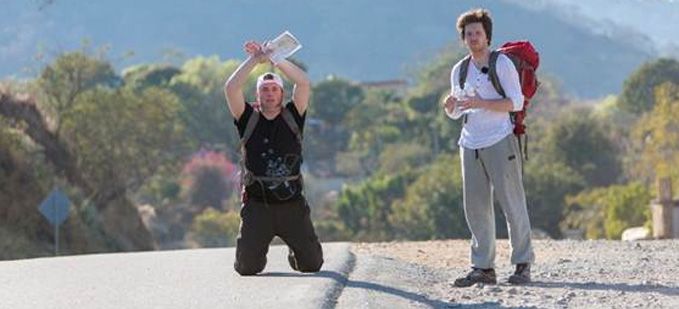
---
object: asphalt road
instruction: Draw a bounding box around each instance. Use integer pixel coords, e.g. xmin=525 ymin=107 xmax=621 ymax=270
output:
xmin=0 ymin=242 xmax=354 ymax=309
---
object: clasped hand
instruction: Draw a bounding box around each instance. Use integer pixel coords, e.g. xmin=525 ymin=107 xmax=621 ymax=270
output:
xmin=443 ymin=94 xmax=483 ymax=112
xmin=244 ymin=41 xmax=273 ymax=64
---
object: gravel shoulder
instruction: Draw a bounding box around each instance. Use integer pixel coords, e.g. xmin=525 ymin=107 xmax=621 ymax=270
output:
xmin=348 ymin=239 xmax=679 ymax=308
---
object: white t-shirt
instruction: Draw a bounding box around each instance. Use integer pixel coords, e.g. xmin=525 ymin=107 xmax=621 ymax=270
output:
xmin=446 ymin=53 xmax=524 ymax=149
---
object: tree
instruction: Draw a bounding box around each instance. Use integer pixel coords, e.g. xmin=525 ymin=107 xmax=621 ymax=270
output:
xmin=60 ymin=86 xmax=191 ymax=191
xmin=404 ymin=46 xmax=468 ymax=155
xmin=1 ymin=90 xmax=154 ymax=251
xmin=564 ymin=182 xmax=651 ymax=239
xmin=408 ymin=45 xmax=465 ymax=97
xmin=523 ymin=161 xmax=585 ymax=238
xmin=0 ymin=122 xmax=53 ymax=259
xmin=310 ymin=77 xmax=364 ymax=126
xmin=180 ymin=150 xmax=237 ymax=210
xmin=377 ymin=142 xmax=430 ymax=175
xmin=188 ymin=208 xmax=240 ymax=247
xmin=339 ymin=89 xmax=414 ymax=176
xmin=304 ymin=85 xmax=375 ymax=173
xmin=60 ymin=85 xmax=192 ymax=250
xmin=628 ymin=82 xmax=679 ymax=186
xmin=540 ymin=108 xmax=622 ymax=187
xmin=343 ymin=89 xmax=401 ymax=151
xmin=122 ymin=64 xmax=181 ymax=90
xmin=334 ymin=171 xmax=414 ymax=240
xmin=389 ymin=154 xmax=468 ymax=240
xmin=591 ymin=95 xmax=638 ymax=150
xmin=618 ymin=58 xmax=679 ymax=114
xmin=403 ymin=92 xmax=445 ymax=155
xmin=36 ymin=52 xmax=121 ymax=136
xmin=7 ymin=51 xmax=195 ymax=251
xmin=526 ymin=74 xmax=571 ymax=121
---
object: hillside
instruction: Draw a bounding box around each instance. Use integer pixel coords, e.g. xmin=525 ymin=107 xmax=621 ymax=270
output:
xmin=512 ymin=0 xmax=679 ymax=54
xmin=0 ymin=0 xmax=669 ymax=98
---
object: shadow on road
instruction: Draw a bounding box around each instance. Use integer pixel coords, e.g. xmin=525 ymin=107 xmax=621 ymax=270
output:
xmin=260 ymin=271 xmax=511 ymax=308
xmin=530 ymin=281 xmax=679 ymax=296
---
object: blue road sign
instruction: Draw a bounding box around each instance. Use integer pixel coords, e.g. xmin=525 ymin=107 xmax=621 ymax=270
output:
xmin=38 ymin=188 xmax=71 ymax=226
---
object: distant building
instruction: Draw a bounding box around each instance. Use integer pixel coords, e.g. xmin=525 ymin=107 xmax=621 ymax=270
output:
xmin=359 ymin=79 xmax=408 ymax=98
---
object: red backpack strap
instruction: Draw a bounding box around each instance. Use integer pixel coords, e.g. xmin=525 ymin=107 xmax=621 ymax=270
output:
xmin=280 ymin=106 xmax=303 ymax=145
xmin=487 ymin=50 xmax=506 ymax=98
xmin=489 ymin=50 xmax=529 ymax=161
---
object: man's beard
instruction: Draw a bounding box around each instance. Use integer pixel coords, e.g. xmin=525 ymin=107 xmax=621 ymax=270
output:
xmin=469 ymin=43 xmax=488 ymax=54
xmin=260 ymin=100 xmax=283 ymax=112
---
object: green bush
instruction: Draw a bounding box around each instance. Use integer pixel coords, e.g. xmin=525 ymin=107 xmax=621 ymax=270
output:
xmin=188 ymin=208 xmax=241 ymax=247
xmin=334 ymin=171 xmax=414 ymax=241
xmin=389 ymin=154 xmax=468 ymax=240
xmin=564 ymin=182 xmax=651 ymax=239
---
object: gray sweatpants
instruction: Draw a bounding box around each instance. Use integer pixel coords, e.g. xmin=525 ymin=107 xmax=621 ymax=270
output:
xmin=460 ymin=134 xmax=535 ymax=269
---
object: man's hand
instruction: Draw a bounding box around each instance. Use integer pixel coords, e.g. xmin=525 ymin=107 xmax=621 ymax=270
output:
xmin=443 ymin=93 xmax=458 ymax=114
xmin=225 ymin=40 xmax=268 ymax=119
xmin=458 ymin=95 xmax=485 ymax=111
xmin=243 ymin=41 xmax=271 ymax=64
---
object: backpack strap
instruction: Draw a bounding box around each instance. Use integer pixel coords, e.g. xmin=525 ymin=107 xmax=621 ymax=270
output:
xmin=458 ymin=55 xmax=472 ymax=91
xmin=488 ymin=50 xmax=506 ymax=98
xmin=239 ymin=105 xmax=303 ymax=154
xmin=238 ymin=106 xmax=304 ymax=187
xmin=489 ymin=50 xmax=518 ymax=125
xmin=240 ymin=109 xmax=260 ymax=150
xmin=489 ymin=51 xmax=529 ymax=161
xmin=280 ymin=106 xmax=303 ymax=145
xmin=458 ymin=55 xmax=472 ymax=124
xmin=239 ymin=109 xmax=260 ymax=185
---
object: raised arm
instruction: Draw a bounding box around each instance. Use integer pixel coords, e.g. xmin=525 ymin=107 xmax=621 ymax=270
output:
xmin=273 ymin=59 xmax=311 ymax=114
xmin=224 ymin=41 xmax=269 ymax=119
xmin=224 ymin=57 xmax=256 ymax=119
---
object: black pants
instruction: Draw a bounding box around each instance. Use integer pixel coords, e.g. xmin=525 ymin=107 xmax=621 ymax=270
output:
xmin=234 ymin=197 xmax=324 ymax=275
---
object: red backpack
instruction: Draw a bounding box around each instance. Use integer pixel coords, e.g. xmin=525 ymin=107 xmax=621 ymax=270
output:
xmin=459 ymin=41 xmax=540 ymax=159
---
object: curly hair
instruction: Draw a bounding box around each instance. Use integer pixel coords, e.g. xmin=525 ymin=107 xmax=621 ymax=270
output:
xmin=456 ymin=8 xmax=493 ymax=46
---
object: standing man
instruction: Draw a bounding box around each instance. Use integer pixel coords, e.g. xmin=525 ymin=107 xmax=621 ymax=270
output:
xmin=224 ymin=40 xmax=323 ymax=275
xmin=443 ymin=9 xmax=534 ymax=286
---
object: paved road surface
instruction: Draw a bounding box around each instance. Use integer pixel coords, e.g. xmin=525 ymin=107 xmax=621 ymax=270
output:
xmin=0 ymin=242 xmax=353 ymax=309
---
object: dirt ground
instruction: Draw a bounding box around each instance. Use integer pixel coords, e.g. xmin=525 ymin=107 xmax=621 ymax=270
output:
xmin=351 ymin=239 xmax=679 ymax=308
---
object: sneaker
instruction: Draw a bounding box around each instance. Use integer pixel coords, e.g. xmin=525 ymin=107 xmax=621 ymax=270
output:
xmin=453 ymin=268 xmax=497 ymax=287
xmin=508 ymin=263 xmax=531 ymax=284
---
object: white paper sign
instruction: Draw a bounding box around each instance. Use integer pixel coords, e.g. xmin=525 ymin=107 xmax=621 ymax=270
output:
xmin=267 ymin=31 xmax=302 ymax=64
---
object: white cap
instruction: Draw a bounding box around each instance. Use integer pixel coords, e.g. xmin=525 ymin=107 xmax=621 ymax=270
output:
xmin=256 ymin=72 xmax=284 ymax=90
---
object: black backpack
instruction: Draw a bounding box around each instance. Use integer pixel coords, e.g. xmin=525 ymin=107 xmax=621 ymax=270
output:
xmin=238 ymin=104 xmax=302 ymax=186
